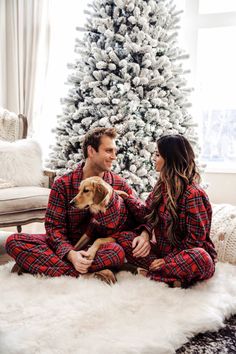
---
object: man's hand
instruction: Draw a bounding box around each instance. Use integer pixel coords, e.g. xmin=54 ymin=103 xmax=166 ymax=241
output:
xmin=149 ymin=259 xmax=165 ymax=271
xmin=67 ymin=250 xmax=93 ymax=274
xmin=132 ymin=230 xmax=151 ymax=258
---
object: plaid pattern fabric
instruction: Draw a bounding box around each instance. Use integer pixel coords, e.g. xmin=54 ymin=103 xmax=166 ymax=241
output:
xmin=116 ymin=231 xmax=157 ymax=269
xmin=148 ymin=247 xmax=215 ymax=284
xmin=45 ymin=163 xmax=138 ymax=260
xmin=118 ymin=183 xmax=217 ymax=285
xmin=88 ymin=190 xmax=132 ymax=239
xmin=124 ymin=194 xmax=153 ymax=234
xmin=150 ymin=183 xmax=217 ymax=263
xmin=117 ymin=233 xmax=215 ymax=286
xmin=6 ymin=233 xmax=125 ymax=276
xmin=5 ymin=163 xmax=138 ymax=276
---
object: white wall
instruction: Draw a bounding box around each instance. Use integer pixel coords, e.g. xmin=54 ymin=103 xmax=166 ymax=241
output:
xmin=203 ymin=172 xmax=236 ymax=206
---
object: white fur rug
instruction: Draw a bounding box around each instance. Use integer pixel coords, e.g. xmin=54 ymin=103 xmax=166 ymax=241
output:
xmin=0 ymin=262 xmax=236 ymax=354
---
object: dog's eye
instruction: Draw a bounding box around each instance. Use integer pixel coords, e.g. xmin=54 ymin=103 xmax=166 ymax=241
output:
xmin=83 ymin=188 xmax=89 ymax=193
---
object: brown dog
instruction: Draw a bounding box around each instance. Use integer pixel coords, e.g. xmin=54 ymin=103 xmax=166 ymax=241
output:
xmin=70 ymin=176 xmax=129 ymax=260
xmin=71 ymin=176 xmax=114 ymax=214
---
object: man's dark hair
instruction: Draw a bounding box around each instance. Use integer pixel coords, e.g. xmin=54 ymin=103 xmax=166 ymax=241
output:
xmin=82 ymin=127 xmax=117 ymax=158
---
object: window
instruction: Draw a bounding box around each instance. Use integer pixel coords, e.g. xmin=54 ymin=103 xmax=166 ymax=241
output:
xmin=197 ymin=27 xmax=236 ymax=169
xmin=199 ymin=0 xmax=236 ymax=14
xmin=182 ymin=0 xmax=236 ymax=172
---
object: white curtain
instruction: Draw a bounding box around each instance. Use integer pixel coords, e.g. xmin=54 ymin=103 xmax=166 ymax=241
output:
xmin=0 ymin=1 xmax=7 ymax=107
xmin=0 ymin=0 xmax=50 ymax=134
xmin=33 ymin=0 xmax=87 ymax=160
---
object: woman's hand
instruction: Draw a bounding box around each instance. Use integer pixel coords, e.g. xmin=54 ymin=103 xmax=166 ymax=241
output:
xmin=115 ymin=190 xmax=129 ymax=198
xmin=132 ymin=230 xmax=151 ymax=258
xmin=149 ymin=258 xmax=165 ymax=271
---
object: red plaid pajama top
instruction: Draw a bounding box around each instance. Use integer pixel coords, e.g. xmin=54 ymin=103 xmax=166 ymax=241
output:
xmin=125 ymin=182 xmax=217 ymax=262
xmin=45 ymin=163 xmax=138 ymax=260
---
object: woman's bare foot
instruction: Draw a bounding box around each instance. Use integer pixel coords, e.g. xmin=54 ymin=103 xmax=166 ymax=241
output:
xmin=149 ymin=258 xmax=165 ymax=271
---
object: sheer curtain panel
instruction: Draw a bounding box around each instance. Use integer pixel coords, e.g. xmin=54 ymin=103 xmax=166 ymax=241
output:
xmin=0 ymin=0 xmax=50 ymax=134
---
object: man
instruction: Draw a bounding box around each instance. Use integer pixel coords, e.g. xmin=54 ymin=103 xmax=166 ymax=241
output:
xmin=6 ymin=127 xmax=150 ymax=283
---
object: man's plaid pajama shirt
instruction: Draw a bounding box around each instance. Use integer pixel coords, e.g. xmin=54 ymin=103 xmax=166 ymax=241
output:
xmin=5 ymin=163 xmax=138 ymax=276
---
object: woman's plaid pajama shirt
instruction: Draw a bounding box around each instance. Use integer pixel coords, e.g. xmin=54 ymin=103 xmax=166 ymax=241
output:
xmin=116 ymin=183 xmax=217 ymax=286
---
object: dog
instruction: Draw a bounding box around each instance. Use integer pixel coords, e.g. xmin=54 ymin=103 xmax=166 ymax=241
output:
xmin=70 ymin=176 xmax=130 ymax=260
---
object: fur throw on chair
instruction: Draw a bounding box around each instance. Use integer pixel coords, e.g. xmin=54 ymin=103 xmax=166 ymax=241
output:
xmin=0 ymin=139 xmax=44 ymax=187
xmin=0 ymin=107 xmax=20 ymax=142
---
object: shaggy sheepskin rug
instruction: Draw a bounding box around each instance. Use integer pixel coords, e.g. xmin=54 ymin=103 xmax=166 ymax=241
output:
xmin=0 ymin=261 xmax=236 ymax=354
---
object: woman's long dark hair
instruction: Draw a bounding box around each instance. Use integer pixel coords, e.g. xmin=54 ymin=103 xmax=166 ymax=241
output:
xmin=147 ymin=134 xmax=200 ymax=245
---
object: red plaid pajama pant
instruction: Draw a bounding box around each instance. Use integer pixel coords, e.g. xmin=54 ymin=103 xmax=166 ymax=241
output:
xmin=5 ymin=233 xmax=125 ymax=277
xmin=116 ymin=231 xmax=215 ymax=286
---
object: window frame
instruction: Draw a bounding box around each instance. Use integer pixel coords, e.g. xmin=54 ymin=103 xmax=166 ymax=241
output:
xmin=181 ymin=0 xmax=236 ymax=173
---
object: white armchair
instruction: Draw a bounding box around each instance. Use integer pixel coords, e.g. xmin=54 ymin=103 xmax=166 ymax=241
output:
xmin=0 ymin=109 xmax=55 ymax=232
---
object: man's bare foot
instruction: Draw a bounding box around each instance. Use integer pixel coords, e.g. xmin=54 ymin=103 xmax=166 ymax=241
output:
xmin=82 ymin=269 xmax=117 ymax=285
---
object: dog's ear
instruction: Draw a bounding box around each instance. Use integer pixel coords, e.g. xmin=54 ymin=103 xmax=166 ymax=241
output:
xmin=93 ymin=182 xmax=108 ymax=205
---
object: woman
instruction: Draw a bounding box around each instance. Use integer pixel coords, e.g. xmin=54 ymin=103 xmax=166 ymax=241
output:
xmin=118 ymin=134 xmax=217 ymax=287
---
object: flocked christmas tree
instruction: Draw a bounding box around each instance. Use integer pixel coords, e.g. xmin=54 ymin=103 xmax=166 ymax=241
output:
xmin=49 ymin=0 xmax=198 ymax=198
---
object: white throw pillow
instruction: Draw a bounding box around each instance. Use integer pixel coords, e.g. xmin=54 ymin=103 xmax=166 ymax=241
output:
xmin=0 ymin=139 xmax=43 ymax=187
xmin=211 ymin=204 xmax=236 ymax=265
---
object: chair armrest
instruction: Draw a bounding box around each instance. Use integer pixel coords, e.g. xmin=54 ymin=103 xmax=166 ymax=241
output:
xmin=43 ymin=169 xmax=57 ymax=188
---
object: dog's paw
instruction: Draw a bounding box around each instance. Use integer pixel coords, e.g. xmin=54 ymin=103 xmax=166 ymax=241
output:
xmin=94 ymin=269 xmax=117 ymax=285
xmin=85 ymin=248 xmax=97 ymax=260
